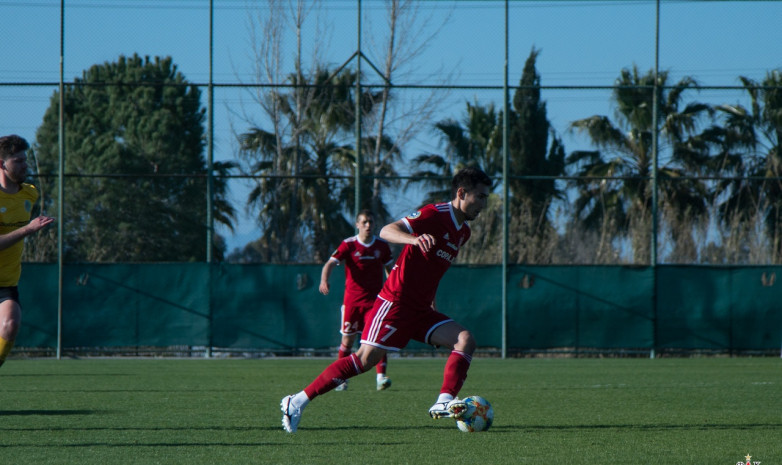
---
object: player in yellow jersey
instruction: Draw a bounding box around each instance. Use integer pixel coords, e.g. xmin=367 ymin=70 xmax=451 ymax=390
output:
xmin=0 ymin=135 xmax=55 ymax=368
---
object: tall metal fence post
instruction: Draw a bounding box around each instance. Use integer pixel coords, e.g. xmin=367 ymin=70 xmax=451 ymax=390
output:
xmin=501 ymin=0 xmax=510 ymax=360
xmin=205 ymin=0 xmax=215 ymax=359
xmin=56 ymin=0 xmax=65 ymax=361
xmin=650 ymin=0 xmax=661 ymax=359
xmin=354 ymin=0 xmax=363 ymax=217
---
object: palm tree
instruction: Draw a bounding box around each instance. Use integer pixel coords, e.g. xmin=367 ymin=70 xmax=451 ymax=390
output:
xmin=408 ymin=48 xmax=565 ymax=264
xmin=404 ymin=100 xmax=503 ymax=264
xmin=239 ymin=68 xmax=363 ymax=262
xmin=338 ymin=133 xmax=401 ymax=223
xmin=239 ymin=67 xmax=401 ymax=262
xmin=568 ymin=65 xmax=711 ymax=264
xmin=408 ymin=100 xmax=502 ymax=205
xmin=711 ymin=70 xmax=782 ymax=263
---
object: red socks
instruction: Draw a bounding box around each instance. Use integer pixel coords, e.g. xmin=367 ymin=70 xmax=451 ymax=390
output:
xmin=440 ymin=350 xmax=471 ymax=396
xmin=302 ymin=351 xmax=469 ymax=400
xmin=337 ymin=343 xmax=351 ymax=359
xmin=375 ymin=354 xmax=387 ymax=375
xmin=304 ymin=353 xmax=365 ymax=399
xmin=338 ymin=343 xmax=385 ymax=376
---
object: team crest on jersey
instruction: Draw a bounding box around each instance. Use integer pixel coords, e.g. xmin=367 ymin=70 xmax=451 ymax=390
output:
xmin=406 ymin=210 xmax=422 ymax=219
xmin=443 ymin=233 xmax=450 ymax=240
xmin=354 ymin=251 xmax=361 ymax=257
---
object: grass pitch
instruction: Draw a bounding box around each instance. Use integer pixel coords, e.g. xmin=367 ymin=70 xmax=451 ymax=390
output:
xmin=1 ymin=357 xmax=779 ymax=465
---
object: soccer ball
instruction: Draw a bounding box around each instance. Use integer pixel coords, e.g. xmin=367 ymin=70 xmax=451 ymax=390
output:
xmin=455 ymin=396 xmax=494 ymax=432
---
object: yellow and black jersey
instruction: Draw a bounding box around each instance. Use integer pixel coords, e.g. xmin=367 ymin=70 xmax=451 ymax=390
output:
xmin=0 ymin=183 xmax=39 ymax=286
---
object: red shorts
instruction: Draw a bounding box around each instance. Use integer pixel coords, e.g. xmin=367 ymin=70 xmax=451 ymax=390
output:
xmin=339 ymin=299 xmax=375 ymax=335
xmin=360 ymin=296 xmax=453 ymax=351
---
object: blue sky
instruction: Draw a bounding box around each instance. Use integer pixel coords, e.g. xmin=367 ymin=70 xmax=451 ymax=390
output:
xmin=2 ymin=0 xmax=781 ymax=252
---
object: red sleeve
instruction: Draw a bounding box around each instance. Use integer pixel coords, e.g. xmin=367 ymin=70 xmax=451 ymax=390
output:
xmin=331 ymin=240 xmax=350 ymax=262
xmin=404 ymin=204 xmax=438 ymax=236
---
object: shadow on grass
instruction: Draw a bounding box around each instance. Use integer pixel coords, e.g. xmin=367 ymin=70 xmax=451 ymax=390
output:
xmin=489 ymin=422 xmax=782 ymax=432
xmin=3 ymin=423 xmax=780 ymax=449
xmin=8 ymin=422 xmax=781 ymax=432
xmin=3 ymin=425 xmax=267 ymax=432
xmin=5 ymin=422 xmax=780 ymax=441
xmin=3 ymin=425 xmax=399 ymax=433
xmin=1 ymin=441 xmax=367 ymax=448
xmin=1 ymin=373 xmax=131 ymax=377
xmin=0 ymin=410 xmax=102 ymax=416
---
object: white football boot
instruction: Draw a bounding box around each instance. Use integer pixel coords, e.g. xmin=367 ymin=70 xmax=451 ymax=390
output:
xmin=376 ymin=376 xmax=392 ymax=391
xmin=428 ymin=398 xmax=466 ymax=419
xmin=280 ymin=395 xmax=303 ymax=433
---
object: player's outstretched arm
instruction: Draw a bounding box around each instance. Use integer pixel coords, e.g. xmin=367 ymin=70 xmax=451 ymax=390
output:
xmin=0 ymin=215 xmax=55 ymax=251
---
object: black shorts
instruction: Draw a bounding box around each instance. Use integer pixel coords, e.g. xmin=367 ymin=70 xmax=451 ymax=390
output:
xmin=0 ymin=287 xmax=20 ymax=305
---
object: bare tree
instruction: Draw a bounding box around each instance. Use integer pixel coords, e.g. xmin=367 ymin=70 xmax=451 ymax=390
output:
xmin=228 ymin=1 xmax=458 ymax=262
xmin=360 ymin=0 xmax=456 ymax=220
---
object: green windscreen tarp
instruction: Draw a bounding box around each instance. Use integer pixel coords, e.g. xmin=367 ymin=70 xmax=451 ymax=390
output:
xmin=16 ymin=263 xmax=782 ymax=352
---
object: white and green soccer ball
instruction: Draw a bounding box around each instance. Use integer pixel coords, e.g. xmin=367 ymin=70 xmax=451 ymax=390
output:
xmin=455 ymin=396 xmax=494 ymax=433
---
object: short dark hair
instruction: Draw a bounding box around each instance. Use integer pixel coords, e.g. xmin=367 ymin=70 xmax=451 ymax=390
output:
xmin=0 ymin=135 xmax=29 ymax=160
xmin=356 ymin=209 xmax=375 ymax=221
xmin=451 ymin=167 xmax=492 ymax=199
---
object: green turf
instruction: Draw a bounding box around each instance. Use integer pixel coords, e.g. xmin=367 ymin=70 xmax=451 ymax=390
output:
xmin=0 ymin=357 xmax=779 ymax=464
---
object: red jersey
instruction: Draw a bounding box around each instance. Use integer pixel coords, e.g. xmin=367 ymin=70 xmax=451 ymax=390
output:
xmin=330 ymin=235 xmax=393 ymax=304
xmin=379 ymin=202 xmax=470 ymax=308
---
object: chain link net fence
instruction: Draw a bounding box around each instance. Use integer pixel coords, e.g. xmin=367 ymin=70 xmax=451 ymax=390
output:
xmin=3 ymin=0 xmax=781 ymax=265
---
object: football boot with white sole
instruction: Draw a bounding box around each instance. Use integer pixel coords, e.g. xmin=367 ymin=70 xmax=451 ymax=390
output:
xmin=376 ymin=376 xmax=392 ymax=391
xmin=280 ymin=395 xmax=303 ymax=433
xmin=428 ymin=398 xmax=467 ymax=419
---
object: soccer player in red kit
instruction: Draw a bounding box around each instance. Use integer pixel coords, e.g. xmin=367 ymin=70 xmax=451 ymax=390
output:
xmin=282 ymin=167 xmax=492 ymax=433
xmin=319 ymin=209 xmax=394 ymax=391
